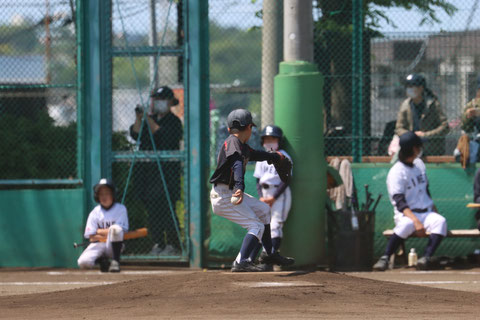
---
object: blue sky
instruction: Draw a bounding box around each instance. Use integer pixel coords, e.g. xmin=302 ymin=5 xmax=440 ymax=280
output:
xmin=0 ymin=0 xmax=478 ymax=35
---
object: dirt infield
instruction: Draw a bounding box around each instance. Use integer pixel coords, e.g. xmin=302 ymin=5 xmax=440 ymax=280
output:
xmin=0 ymin=269 xmax=479 ymax=319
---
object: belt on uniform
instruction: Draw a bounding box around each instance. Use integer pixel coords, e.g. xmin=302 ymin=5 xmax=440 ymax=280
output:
xmin=411 ymin=208 xmax=428 ymax=213
xmin=261 ymin=183 xmax=279 ymax=189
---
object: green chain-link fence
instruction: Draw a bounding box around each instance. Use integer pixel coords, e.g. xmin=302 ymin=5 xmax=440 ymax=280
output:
xmin=0 ymin=0 xmax=78 ymax=181
xmin=110 ymin=0 xmax=188 ymax=260
xmin=207 ymin=0 xmax=480 ymax=264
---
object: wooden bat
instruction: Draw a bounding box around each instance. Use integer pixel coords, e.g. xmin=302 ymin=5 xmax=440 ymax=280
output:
xmin=466 ymin=203 xmax=480 ymax=208
xmin=73 ymin=228 xmax=148 ymax=248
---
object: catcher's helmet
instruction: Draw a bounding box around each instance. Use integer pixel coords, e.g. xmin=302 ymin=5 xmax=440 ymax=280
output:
xmin=261 ymin=125 xmax=283 ymax=140
xmin=405 ymin=73 xmax=426 ymax=88
xmin=93 ymin=178 xmax=116 ymax=203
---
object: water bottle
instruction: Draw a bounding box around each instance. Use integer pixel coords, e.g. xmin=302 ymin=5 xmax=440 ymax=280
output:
xmin=408 ymin=248 xmax=418 ymax=267
xmin=350 ymin=207 xmax=359 ymax=231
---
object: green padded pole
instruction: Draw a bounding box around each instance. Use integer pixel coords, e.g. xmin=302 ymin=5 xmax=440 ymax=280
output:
xmin=274 ymin=61 xmax=326 ymax=267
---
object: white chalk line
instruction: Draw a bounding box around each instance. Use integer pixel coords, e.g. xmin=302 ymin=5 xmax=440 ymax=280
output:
xmin=237 ymin=281 xmax=323 ymax=288
xmin=401 ymin=280 xmax=480 ymax=284
xmin=0 ymin=281 xmax=116 ymax=286
xmin=47 ymin=270 xmax=175 ymax=276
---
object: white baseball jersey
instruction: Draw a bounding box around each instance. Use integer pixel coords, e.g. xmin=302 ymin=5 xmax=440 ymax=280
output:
xmin=387 ymin=158 xmax=433 ymax=217
xmin=84 ymin=203 xmax=129 ymax=239
xmin=253 ymin=149 xmax=292 ymax=185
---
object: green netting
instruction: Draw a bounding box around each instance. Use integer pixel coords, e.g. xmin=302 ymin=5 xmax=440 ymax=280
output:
xmin=0 ymin=0 xmax=77 ymax=181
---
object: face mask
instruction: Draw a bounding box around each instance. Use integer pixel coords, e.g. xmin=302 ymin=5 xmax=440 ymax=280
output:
xmin=153 ymin=100 xmax=169 ymax=114
xmin=406 ymin=87 xmax=419 ymax=99
xmin=263 ymin=142 xmax=279 ymax=152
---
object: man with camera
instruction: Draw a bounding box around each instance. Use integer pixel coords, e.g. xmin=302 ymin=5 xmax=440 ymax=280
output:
xmin=129 ymin=86 xmax=183 ymax=256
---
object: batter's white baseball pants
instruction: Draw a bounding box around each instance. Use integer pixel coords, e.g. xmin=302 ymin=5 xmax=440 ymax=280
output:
xmin=77 ymin=225 xmax=124 ymax=269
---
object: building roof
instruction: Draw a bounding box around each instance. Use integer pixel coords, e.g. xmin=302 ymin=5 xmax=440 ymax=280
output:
xmin=0 ymin=55 xmax=46 ymax=84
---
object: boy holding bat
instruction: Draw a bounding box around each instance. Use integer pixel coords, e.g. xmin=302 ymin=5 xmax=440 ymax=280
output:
xmin=77 ymin=178 xmax=129 ymax=272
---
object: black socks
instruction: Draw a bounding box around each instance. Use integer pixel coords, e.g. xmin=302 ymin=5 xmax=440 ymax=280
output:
xmin=261 ymin=224 xmax=273 ymax=255
xmin=384 ymin=233 xmax=403 ymax=258
xmin=239 ymin=233 xmax=259 ymax=262
xmin=111 ymin=241 xmax=123 ymax=262
xmin=424 ymin=234 xmax=443 ymax=258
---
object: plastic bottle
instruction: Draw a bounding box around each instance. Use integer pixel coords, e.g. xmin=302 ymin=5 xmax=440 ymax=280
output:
xmin=408 ymin=248 xmax=418 ymax=267
xmin=350 ymin=207 xmax=359 ymax=231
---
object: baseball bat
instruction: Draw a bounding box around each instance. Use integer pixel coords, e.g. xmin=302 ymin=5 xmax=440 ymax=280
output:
xmin=467 ymin=203 xmax=480 ymax=208
xmin=73 ymin=228 xmax=148 ymax=249
xmin=371 ymin=194 xmax=383 ymax=212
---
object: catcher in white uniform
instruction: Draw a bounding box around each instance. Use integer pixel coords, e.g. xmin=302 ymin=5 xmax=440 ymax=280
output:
xmin=373 ymin=132 xmax=447 ymax=271
xmin=77 ymin=178 xmax=129 ymax=272
xmin=253 ymin=125 xmax=292 ymax=267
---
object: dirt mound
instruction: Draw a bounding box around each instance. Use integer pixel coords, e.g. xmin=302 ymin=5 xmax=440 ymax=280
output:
xmin=0 ymin=270 xmax=478 ymax=319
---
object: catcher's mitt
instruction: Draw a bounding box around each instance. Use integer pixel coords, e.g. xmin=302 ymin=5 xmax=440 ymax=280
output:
xmin=274 ymin=154 xmax=292 ymax=184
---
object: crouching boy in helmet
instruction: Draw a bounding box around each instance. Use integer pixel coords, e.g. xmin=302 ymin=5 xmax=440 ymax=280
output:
xmin=253 ymin=125 xmax=293 ymax=271
xmin=77 ymin=178 xmax=129 ymax=272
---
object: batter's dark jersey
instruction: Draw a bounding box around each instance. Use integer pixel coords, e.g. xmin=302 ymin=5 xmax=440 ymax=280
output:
xmin=210 ymin=135 xmax=279 ymax=191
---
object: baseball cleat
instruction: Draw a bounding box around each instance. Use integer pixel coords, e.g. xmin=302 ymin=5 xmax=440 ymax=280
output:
xmin=108 ymin=260 xmax=121 ymax=273
xmin=96 ymin=257 xmax=110 ymax=273
xmin=256 ymin=263 xmax=274 ymax=272
xmin=373 ymin=255 xmax=389 ymax=271
xmin=259 ymin=252 xmax=295 ymax=266
xmin=416 ymin=256 xmax=432 ymax=270
xmin=231 ymin=260 xmax=263 ymax=272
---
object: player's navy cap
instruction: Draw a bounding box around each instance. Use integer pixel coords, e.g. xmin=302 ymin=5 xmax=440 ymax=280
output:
xmin=93 ymin=178 xmax=116 ymax=202
xmin=399 ymin=131 xmax=422 ymax=151
xmin=227 ymin=109 xmax=256 ymax=129
xmin=405 ymin=73 xmax=426 ymax=87
xmin=150 ymin=86 xmax=179 ymax=105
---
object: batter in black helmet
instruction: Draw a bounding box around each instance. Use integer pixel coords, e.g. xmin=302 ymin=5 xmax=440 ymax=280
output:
xmin=78 ymin=178 xmax=129 ymax=272
xmin=252 ymin=125 xmax=293 ymax=271
xmin=395 ymin=73 xmax=449 ymax=155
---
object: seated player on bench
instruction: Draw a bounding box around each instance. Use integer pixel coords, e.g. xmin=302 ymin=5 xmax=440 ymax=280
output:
xmin=77 ymin=178 xmax=129 ymax=273
xmin=373 ymin=132 xmax=447 ymax=271
xmin=472 ymin=169 xmax=480 ymax=231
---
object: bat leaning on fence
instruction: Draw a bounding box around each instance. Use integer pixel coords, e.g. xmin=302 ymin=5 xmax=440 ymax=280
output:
xmin=467 ymin=203 xmax=480 ymax=208
xmin=73 ymin=227 xmax=148 ymax=248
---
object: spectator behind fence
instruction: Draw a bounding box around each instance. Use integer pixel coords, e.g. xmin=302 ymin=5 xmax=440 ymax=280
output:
xmin=395 ymin=74 xmax=449 ymax=155
xmin=129 ymin=86 xmax=183 ymax=256
xmin=461 ymin=75 xmax=480 ymax=134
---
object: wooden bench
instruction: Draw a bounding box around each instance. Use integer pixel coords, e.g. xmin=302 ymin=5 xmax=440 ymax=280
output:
xmin=382 ymin=229 xmax=480 ymax=266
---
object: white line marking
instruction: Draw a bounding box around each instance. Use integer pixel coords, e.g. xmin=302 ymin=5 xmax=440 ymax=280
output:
xmin=47 ymin=270 xmax=175 ymax=275
xmin=237 ymin=281 xmax=323 ymax=288
xmin=401 ymin=281 xmax=480 ymax=285
xmin=398 ymin=271 xmax=480 ymax=275
xmin=0 ymin=282 xmax=116 ymax=286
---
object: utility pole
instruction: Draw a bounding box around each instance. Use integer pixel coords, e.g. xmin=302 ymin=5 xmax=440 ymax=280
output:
xmin=283 ymin=0 xmax=313 ymax=62
xmin=149 ymin=0 xmax=158 ymax=90
xmin=261 ymin=0 xmax=283 ymax=128
xmin=45 ymin=0 xmax=52 ymax=84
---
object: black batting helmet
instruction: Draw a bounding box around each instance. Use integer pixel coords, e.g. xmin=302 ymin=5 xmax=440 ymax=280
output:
xmin=405 ymin=73 xmax=426 ymax=88
xmin=93 ymin=178 xmax=116 ymax=203
xmin=261 ymin=125 xmax=283 ymax=140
